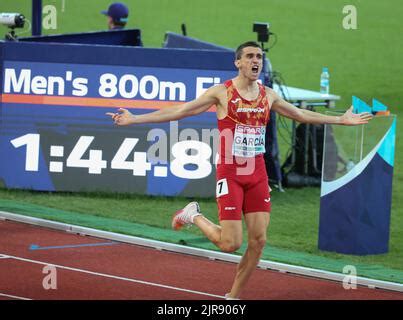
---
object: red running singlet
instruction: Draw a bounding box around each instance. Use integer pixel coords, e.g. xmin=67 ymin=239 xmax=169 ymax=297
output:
xmin=216 ymin=79 xmax=272 ymax=220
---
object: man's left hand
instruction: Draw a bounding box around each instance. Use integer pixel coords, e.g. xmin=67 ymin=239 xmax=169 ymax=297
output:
xmin=340 ymin=106 xmax=373 ymax=125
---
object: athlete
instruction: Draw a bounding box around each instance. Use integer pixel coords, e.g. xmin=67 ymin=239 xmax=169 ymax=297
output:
xmin=107 ymin=41 xmax=372 ymax=299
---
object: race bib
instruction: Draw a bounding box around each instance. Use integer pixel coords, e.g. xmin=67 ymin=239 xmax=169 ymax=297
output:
xmin=216 ymin=178 xmax=229 ymax=198
xmin=232 ymin=124 xmax=266 ymax=157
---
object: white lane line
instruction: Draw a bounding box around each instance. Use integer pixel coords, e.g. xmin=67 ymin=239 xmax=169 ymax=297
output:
xmin=2 ymin=253 xmax=225 ymax=299
xmin=0 ymin=254 xmax=10 ymax=259
xmin=0 ymin=293 xmax=32 ymax=300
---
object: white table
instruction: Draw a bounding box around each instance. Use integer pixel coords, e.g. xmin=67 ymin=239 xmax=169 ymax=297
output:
xmin=272 ymin=84 xmax=341 ymax=181
xmin=273 ymin=84 xmax=341 ymax=108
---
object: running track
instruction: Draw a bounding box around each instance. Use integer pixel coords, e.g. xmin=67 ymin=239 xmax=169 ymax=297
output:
xmin=0 ymin=220 xmax=402 ymax=300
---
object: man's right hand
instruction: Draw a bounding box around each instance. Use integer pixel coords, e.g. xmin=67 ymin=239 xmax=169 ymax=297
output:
xmin=106 ymin=108 xmax=135 ymax=126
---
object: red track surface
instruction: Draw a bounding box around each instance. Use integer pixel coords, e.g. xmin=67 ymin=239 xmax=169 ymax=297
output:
xmin=0 ymin=220 xmax=402 ymax=300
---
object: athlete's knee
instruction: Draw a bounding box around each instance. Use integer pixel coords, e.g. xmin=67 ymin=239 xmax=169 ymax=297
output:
xmin=248 ymin=236 xmax=267 ymax=253
xmin=219 ymin=240 xmax=242 ymax=253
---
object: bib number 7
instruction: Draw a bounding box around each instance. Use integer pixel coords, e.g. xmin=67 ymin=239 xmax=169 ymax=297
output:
xmin=216 ymin=178 xmax=229 ymax=198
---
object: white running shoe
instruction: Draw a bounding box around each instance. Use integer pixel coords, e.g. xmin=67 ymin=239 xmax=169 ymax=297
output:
xmin=172 ymin=202 xmax=202 ymax=230
xmin=225 ymin=293 xmax=240 ymax=300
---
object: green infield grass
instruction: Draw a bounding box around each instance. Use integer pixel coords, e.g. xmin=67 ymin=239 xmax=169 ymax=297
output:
xmin=0 ymin=0 xmax=402 ymax=279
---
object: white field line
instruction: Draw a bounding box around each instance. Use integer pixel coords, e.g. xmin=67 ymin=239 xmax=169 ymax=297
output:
xmin=2 ymin=253 xmax=225 ymax=299
xmin=1 ymin=211 xmax=402 ymax=293
xmin=0 ymin=293 xmax=32 ymax=300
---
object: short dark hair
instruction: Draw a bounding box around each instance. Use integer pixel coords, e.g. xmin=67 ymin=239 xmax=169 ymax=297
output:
xmin=235 ymin=41 xmax=262 ymax=60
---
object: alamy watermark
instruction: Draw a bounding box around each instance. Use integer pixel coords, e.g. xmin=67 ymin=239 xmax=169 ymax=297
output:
xmin=42 ymin=265 xmax=57 ymax=290
xmin=42 ymin=5 xmax=57 ymax=30
xmin=342 ymin=265 xmax=357 ymax=290
xmin=42 ymin=1 xmax=66 ymax=30
xmin=342 ymin=5 xmax=358 ymax=30
xmin=146 ymin=121 xmax=259 ymax=176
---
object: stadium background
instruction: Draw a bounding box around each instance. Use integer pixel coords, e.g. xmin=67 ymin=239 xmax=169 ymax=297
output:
xmin=0 ymin=0 xmax=402 ymax=282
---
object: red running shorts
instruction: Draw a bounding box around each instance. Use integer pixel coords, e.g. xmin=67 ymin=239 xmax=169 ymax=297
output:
xmin=216 ymin=155 xmax=271 ymax=221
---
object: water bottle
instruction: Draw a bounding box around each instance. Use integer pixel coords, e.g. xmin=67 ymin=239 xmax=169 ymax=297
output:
xmin=346 ymin=159 xmax=355 ymax=172
xmin=320 ymin=67 xmax=330 ymax=94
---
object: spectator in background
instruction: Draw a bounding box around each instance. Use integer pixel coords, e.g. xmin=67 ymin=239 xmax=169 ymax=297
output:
xmin=101 ymin=2 xmax=129 ymax=30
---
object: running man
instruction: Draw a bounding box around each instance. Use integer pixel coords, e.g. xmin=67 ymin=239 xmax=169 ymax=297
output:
xmin=107 ymin=41 xmax=372 ymax=299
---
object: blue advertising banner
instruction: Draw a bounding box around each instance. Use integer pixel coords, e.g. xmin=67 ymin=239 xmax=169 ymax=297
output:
xmin=0 ymin=41 xmax=256 ymax=197
xmin=318 ymin=102 xmax=396 ymax=255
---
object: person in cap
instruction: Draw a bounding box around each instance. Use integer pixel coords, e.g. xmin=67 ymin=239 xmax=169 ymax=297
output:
xmin=101 ymin=2 xmax=129 ymax=30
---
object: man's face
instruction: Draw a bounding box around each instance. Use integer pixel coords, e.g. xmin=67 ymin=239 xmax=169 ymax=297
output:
xmin=235 ymin=46 xmax=263 ymax=81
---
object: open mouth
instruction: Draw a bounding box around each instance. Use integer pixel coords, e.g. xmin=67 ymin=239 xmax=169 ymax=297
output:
xmin=252 ymin=65 xmax=259 ymax=74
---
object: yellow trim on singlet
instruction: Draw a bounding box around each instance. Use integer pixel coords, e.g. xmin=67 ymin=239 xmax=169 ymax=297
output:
xmin=225 ymin=114 xmax=245 ymax=125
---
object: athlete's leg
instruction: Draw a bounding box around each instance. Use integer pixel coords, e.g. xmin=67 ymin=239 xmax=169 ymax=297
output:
xmin=193 ymin=217 xmax=243 ymax=253
xmin=225 ymin=166 xmax=271 ymax=299
xmin=192 ymin=174 xmax=244 ymax=253
xmin=172 ymin=196 xmax=243 ymax=252
xmin=227 ymin=211 xmax=270 ymax=298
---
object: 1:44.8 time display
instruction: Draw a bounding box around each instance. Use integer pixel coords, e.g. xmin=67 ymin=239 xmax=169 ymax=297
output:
xmin=10 ymin=133 xmax=213 ymax=179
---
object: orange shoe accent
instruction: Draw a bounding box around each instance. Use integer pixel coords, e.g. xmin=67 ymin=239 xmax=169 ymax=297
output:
xmin=172 ymin=210 xmax=184 ymax=230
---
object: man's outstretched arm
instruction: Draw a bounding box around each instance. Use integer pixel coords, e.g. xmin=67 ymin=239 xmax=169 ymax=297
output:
xmin=106 ymin=85 xmax=222 ymax=125
xmin=269 ymin=89 xmax=373 ymax=126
